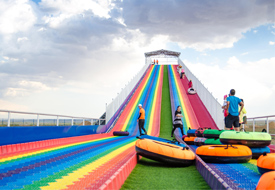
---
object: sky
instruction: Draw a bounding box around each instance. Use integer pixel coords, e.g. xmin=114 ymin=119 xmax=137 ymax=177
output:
xmin=0 ymin=0 xmax=274 ymax=119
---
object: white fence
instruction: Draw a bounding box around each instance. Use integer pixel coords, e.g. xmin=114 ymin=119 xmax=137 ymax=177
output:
xmin=245 ymin=115 xmax=275 ymax=135
xmin=106 ymin=63 xmax=150 ymax=123
xmin=178 ymin=59 xmax=224 ymax=129
xmin=0 ymin=109 xmax=104 ymax=127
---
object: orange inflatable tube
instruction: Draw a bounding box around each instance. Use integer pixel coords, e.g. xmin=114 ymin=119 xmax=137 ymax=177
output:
xmin=256 ymin=171 xmax=275 ymax=190
xmin=257 ymin=153 xmax=275 ymax=175
xmin=196 ymin=144 xmax=252 ymax=163
xmin=184 ymin=136 xmax=196 ymax=145
xmin=135 ymin=138 xmax=195 ymax=166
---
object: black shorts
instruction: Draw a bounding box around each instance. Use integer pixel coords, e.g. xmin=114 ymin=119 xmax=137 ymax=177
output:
xmin=224 ymin=116 xmax=228 ymax=125
xmin=226 ymin=114 xmax=239 ymax=128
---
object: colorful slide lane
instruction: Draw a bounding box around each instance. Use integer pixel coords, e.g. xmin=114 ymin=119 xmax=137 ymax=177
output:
xmin=0 ymin=65 xmax=164 ymax=189
xmin=189 ymin=145 xmax=261 ymax=190
xmin=178 ymin=69 xmax=218 ymax=129
xmin=168 ymin=65 xmax=200 ymax=135
xmin=112 ymin=65 xmax=163 ymax=136
xmin=168 ymin=64 xmax=262 ymax=189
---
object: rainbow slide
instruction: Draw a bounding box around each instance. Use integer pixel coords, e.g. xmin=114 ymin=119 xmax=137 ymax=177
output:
xmin=168 ymin=65 xmax=200 ymax=135
xmin=0 ymin=65 xmax=163 ymax=189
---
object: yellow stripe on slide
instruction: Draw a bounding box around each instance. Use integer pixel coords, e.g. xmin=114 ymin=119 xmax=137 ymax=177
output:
xmin=147 ymin=66 xmax=162 ymax=135
xmin=40 ymin=142 xmax=136 ymax=190
xmin=121 ymin=66 xmax=154 ymax=131
xmin=248 ymin=159 xmax=257 ymax=165
xmin=0 ymin=136 xmax=113 ymax=163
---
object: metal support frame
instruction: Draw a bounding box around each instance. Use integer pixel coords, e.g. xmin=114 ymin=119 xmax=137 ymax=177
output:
xmin=267 ymin=117 xmax=269 ymax=133
xmin=37 ymin=115 xmax=40 ymax=127
xmin=57 ymin=116 xmax=59 ymax=126
xmin=7 ymin=112 xmax=10 ymax=127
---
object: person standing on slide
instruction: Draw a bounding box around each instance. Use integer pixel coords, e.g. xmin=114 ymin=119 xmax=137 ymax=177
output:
xmin=226 ymin=89 xmax=244 ymax=131
xmin=137 ymin=104 xmax=147 ymax=135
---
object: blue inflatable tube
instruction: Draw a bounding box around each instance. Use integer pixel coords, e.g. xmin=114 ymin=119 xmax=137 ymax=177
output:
xmin=250 ymin=147 xmax=270 ymax=159
xmin=187 ymin=129 xmax=196 ymax=137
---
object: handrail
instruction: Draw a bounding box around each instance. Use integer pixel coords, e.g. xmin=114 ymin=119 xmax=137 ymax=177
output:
xmin=247 ymin=115 xmax=275 ymax=119
xmin=246 ymin=115 xmax=275 ymax=134
xmin=0 ymin=109 xmax=105 ymax=127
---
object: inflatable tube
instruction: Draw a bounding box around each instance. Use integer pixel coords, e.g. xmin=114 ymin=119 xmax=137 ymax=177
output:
xmin=195 ymin=128 xmax=210 ymax=137
xmin=182 ymin=135 xmax=188 ymax=141
xmin=203 ymin=129 xmax=226 ymax=139
xmin=256 ymin=171 xmax=275 ymax=190
xmin=194 ymin=137 xmax=207 ymax=146
xmin=113 ymin=131 xmax=129 ymax=136
xmin=257 ymin=153 xmax=275 ymax=175
xmin=139 ymin=135 xmax=186 ymax=148
xmin=250 ymin=147 xmax=270 ymax=159
xmin=135 ymin=138 xmax=195 ymax=166
xmin=187 ymin=88 xmax=196 ymax=95
xmin=184 ymin=136 xmax=196 ymax=145
xmin=220 ymin=131 xmax=271 ymax=147
xmin=187 ymin=129 xmax=196 ymax=137
xmin=196 ymin=145 xmax=252 ymax=163
xmin=204 ymin=138 xmax=222 ymax=145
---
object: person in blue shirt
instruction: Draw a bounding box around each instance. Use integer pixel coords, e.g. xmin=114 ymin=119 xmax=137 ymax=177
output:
xmin=226 ymin=89 xmax=244 ymax=131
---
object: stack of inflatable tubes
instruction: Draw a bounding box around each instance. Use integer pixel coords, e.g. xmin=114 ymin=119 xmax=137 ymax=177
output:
xmin=195 ymin=128 xmax=210 ymax=137
xmin=204 ymin=138 xmax=222 ymax=145
xmin=182 ymin=135 xmax=188 ymax=141
xmin=187 ymin=129 xmax=196 ymax=137
xmin=257 ymin=153 xmax=275 ymax=175
xmin=203 ymin=129 xmax=226 ymax=139
xmin=251 ymin=147 xmax=270 ymax=159
xmin=113 ymin=131 xmax=129 ymax=136
xmin=194 ymin=137 xmax=207 ymax=146
xmin=256 ymin=171 xmax=275 ymax=190
xmin=220 ymin=131 xmax=271 ymax=147
xmin=196 ymin=144 xmax=252 ymax=163
xmin=184 ymin=137 xmax=196 ymax=145
xmin=135 ymin=138 xmax=195 ymax=166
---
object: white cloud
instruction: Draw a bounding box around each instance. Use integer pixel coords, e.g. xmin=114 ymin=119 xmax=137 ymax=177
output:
xmin=0 ymin=100 xmax=28 ymax=112
xmin=241 ymin=52 xmax=249 ymax=55
xmin=121 ymin=0 xmax=273 ymax=51
xmin=0 ymin=0 xmax=36 ymax=34
xmin=3 ymin=80 xmax=52 ymax=97
xmin=184 ymin=56 xmax=275 ymax=117
xmin=269 ymin=41 xmax=275 ymax=45
xmin=17 ymin=37 xmax=29 ymax=43
xmin=40 ymin=0 xmax=113 ymax=28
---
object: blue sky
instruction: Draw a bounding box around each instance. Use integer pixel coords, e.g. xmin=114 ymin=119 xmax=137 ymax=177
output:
xmin=0 ymin=0 xmax=274 ymax=120
xmin=172 ymin=24 xmax=275 ymax=66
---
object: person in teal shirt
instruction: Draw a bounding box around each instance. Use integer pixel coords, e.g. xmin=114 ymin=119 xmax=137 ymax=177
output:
xmin=226 ymin=89 xmax=244 ymax=131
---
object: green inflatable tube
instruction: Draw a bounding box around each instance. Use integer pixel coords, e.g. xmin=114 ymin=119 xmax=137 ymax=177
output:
xmin=204 ymin=138 xmax=222 ymax=145
xmin=220 ymin=131 xmax=271 ymax=147
xmin=203 ymin=129 xmax=226 ymax=139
